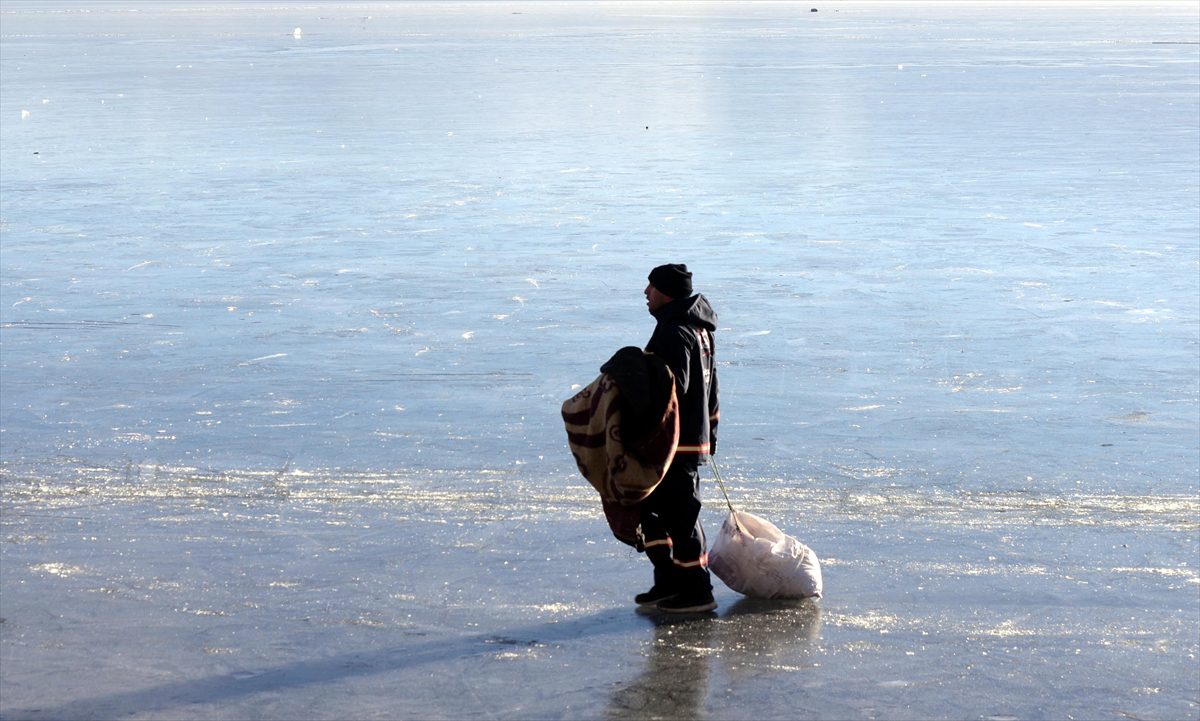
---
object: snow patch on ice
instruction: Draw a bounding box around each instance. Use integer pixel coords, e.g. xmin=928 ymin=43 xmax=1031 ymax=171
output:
xmin=237 ymin=353 xmax=288 ymax=367
xmin=30 ymin=562 xmax=87 ymax=578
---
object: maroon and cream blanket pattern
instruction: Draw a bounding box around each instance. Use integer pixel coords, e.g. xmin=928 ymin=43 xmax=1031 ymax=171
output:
xmin=562 ymin=374 xmax=679 ymax=508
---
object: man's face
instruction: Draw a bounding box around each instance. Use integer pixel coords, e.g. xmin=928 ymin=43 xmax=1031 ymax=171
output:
xmin=645 ymin=283 xmax=673 ymax=313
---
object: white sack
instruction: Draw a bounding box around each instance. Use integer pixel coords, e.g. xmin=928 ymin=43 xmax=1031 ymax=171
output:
xmin=708 ymin=510 xmax=822 ymax=599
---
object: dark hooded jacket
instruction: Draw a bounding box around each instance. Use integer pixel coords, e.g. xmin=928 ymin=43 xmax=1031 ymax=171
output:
xmin=645 ymin=294 xmax=719 ymax=462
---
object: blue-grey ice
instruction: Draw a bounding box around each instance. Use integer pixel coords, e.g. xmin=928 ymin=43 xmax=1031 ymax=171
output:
xmin=1 ymin=2 xmax=1197 ymax=719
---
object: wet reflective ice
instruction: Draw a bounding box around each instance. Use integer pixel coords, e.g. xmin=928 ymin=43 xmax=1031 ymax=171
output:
xmin=1 ymin=2 xmax=1197 ymax=719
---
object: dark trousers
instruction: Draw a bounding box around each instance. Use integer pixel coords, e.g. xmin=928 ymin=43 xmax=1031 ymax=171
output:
xmin=638 ymin=460 xmax=712 ymax=592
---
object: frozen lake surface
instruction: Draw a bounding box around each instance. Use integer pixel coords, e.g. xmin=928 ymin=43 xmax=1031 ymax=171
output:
xmin=2 ymin=1 xmax=1198 ymax=719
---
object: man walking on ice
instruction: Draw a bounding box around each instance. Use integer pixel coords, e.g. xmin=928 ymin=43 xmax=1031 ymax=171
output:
xmin=637 ymin=263 xmax=720 ymax=613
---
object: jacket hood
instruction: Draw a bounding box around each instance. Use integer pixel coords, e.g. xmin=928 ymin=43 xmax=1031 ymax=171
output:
xmin=652 ymin=293 xmax=718 ymax=331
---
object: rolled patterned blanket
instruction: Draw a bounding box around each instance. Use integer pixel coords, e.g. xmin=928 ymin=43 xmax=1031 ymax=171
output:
xmin=562 ymin=348 xmax=679 ymax=545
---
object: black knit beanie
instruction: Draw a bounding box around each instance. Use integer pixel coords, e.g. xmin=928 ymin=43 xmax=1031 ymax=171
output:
xmin=648 ymin=263 xmax=694 ymax=299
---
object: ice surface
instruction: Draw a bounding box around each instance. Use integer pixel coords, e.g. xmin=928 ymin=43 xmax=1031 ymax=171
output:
xmin=2 ymin=468 xmax=1197 ymax=719
xmin=2 ymin=1 xmax=1198 ymax=719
